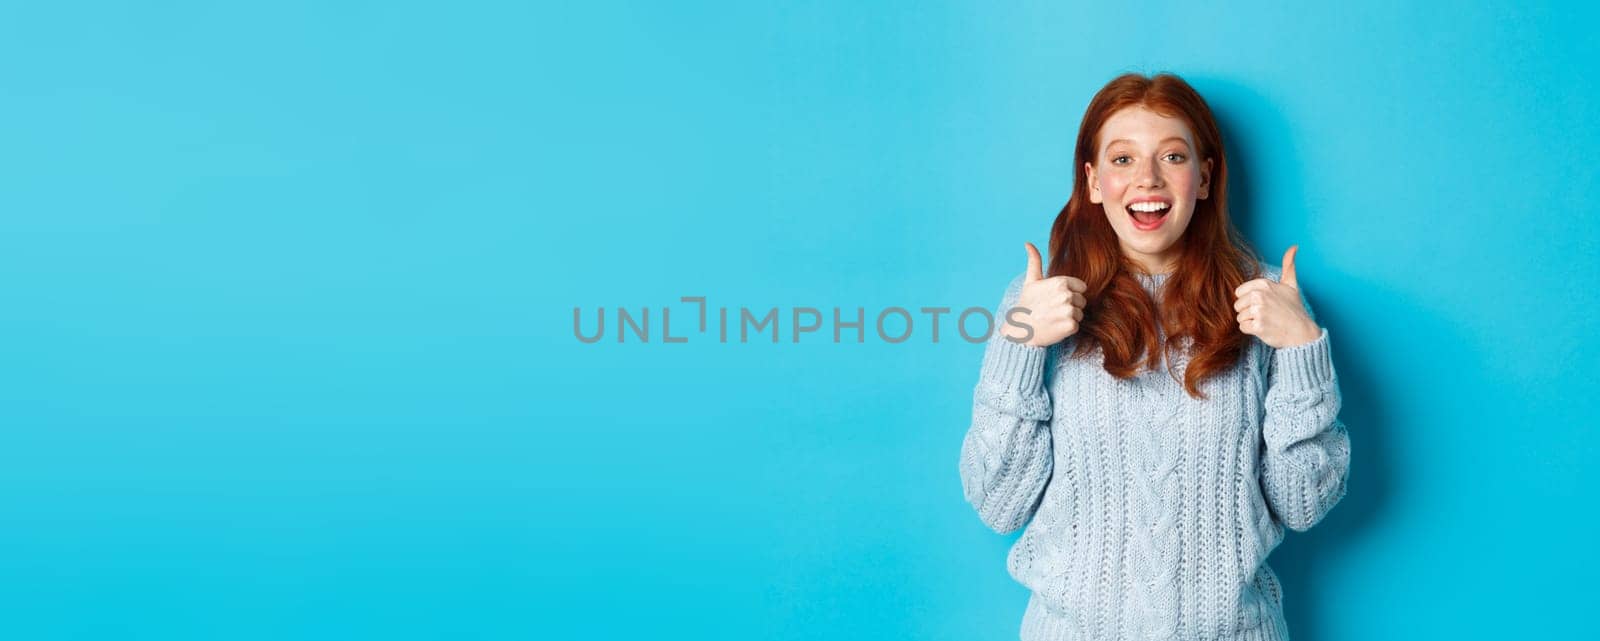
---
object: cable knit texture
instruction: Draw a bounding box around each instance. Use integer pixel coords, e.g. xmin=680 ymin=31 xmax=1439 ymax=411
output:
xmin=959 ymin=263 xmax=1350 ymax=641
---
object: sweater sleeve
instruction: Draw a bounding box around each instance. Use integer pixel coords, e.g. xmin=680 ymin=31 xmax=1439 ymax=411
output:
xmin=1259 ymin=290 xmax=1351 ymax=532
xmin=959 ymin=272 xmax=1055 ymax=534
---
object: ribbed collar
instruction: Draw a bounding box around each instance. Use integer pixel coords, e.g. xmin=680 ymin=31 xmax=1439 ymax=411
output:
xmin=1134 ymin=270 xmax=1172 ymax=292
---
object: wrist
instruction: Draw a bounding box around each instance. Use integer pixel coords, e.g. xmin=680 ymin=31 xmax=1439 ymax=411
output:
xmin=1284 ymin=321 xmax=1322 ymax=348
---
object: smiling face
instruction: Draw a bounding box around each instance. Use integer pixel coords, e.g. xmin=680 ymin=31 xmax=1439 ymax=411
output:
xmin=1085 ymin=105 xmax=1213 ymax=275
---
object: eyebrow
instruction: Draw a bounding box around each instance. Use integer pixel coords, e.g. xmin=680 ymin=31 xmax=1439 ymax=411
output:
xmin=1105 ymin=137 xmax=1191 ymax=148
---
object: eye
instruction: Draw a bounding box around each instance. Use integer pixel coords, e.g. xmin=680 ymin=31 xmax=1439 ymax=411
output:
xmin=1164 ymin=152 xmax=1187 ymax=163
xmin=1111 ymin=155 xmax=1132 ymax=165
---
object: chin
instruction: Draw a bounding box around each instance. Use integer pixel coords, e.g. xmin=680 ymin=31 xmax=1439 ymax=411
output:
xmin=1135 ymin=242 xmax=1178 ymax=255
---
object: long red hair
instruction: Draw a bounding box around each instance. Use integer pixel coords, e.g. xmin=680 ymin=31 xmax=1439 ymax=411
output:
xmin=1048 ymin=72 xmax=1264 ymax=399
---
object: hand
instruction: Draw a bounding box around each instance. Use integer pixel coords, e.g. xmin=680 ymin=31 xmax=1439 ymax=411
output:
xmin=1234 ymin=245 xmax=1322 ymax=348
xmin=1001 ymin=242 xmax=1088 ymax=347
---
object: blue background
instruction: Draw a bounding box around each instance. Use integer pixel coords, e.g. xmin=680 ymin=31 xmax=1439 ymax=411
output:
xmin=1 ymin=1 xmax=1595 ymax=639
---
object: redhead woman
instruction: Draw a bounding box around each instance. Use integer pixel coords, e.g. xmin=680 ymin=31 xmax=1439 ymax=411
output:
xmin=958 ymin=73 xmax=1350 ymax=641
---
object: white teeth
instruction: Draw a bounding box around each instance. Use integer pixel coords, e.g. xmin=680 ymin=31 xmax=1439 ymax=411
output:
xmin=1129 ymin=201 xmax=1170 ymax=213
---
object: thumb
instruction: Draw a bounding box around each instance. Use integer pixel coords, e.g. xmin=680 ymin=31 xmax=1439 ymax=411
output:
xmin=1281 ymin=245 xmax=1300 ymax=289
xmin=1024 ymin=242 xmax=1044 ymax=282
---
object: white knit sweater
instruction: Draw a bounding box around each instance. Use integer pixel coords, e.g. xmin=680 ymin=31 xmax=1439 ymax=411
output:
xmin=958 ymin=264 xmax=1350 ymax=641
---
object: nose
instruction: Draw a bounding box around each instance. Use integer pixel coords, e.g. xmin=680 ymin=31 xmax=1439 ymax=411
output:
xmin=1136 ymin=158 xmax=1163 ymax=189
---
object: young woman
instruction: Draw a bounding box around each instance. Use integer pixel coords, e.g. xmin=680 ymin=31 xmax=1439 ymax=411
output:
xmin=958 ymin=73 xmax=1350 ymax=641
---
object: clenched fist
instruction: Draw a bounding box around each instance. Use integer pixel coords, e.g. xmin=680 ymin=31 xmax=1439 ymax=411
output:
xmin=1002 ymin=242 xmax=1088 ymax=347
xmin=1234 ymin=245 xmax=1322 ymax=349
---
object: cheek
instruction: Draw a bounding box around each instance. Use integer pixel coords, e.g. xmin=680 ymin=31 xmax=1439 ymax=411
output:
xmin=1170 ymin=167 xmax=1202 ymax=195
xmin=1099 ymin=172 xmax=1130 ymax=196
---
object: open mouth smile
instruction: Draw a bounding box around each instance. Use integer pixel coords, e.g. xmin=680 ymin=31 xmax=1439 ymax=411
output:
xmin=1127 ymin=200 xmax=1171 ymax=231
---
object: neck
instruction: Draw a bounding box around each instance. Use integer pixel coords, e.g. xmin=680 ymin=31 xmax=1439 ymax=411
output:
xmin=1128 ymin=258 xmax=1176 ymax=276
xmin=1121 ymin=245 xmax=1180 ymax=275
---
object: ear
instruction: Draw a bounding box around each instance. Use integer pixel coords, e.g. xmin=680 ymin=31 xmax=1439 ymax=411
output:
xmin=1085 ymin=161 xmax=1102 ymax=204
xmin=1199 ymin=158 xmax=1213 ymax=200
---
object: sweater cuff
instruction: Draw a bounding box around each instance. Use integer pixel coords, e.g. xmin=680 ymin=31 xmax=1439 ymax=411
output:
xmin=981 ymin=335 xmax=1049 ymax=394
xmin=1271 ymin=327 xmax=1334 ymax=391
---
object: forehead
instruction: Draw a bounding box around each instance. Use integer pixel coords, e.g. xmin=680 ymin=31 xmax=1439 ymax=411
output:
xmin=1097 ymin=105 xmax=1196 ymax=149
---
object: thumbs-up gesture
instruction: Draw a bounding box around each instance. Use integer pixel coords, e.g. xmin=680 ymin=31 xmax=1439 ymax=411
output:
xmin=1002 ymin=242 xmax=1089 ymax=347
xmin=1234 ymin=245 xmax=1322 ymax=348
